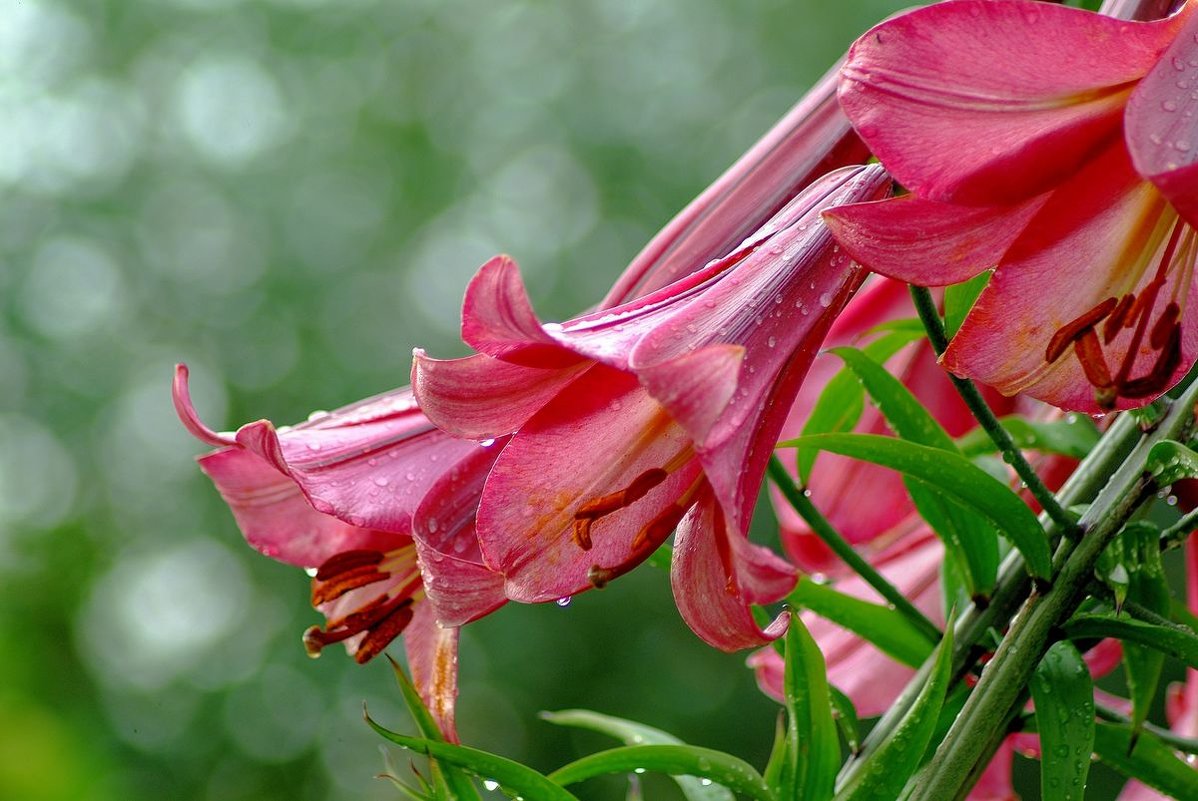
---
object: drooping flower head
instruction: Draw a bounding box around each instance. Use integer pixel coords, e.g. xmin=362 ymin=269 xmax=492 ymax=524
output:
xmin=414 ymin=164 xmax=891 ymax=651
xmin=173 ymin=365 xmax=506 ymax=738
xmin=825 ymin=0 xmax=1198 ymax=413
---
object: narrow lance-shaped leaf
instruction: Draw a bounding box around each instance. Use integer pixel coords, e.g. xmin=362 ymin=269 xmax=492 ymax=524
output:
xmin=1092 ymin=722 xmax=1198 ymax=799
xmin=1122 ymin=524 xmax=1170 ymax=739
xmin=548 ymin=745 xmax=775 ymax=801
xmin=784 ymin=612 xmax=840 ymax=801
xmin=798 ymin=329 xmax=924 ymax=482
xmin=779 ymin=433 xmax=1051 ymax=579
xmin=1062 ymin=612 xmax=1198 ymax=669
xmin=386 ymin=656 xmax=483 ymax=801
xmin=943 ymin=272 xmax=989 ymax=340
xmin=833 ymin=618 xmax=954 ymax=801
xmin=828 ymin=687 xmax=861 ymax=757
xmin=365 ymin=712 xmax=582 ymax=801
xmin=956 ymin=415 xmax=1100 ymax=460
xmin=790 ymin=579 xmax=935 ymax=668
xmin=1030 ymin=641 xmax=1095 ymax=801
xmin=540 ymin=710 xmax=733 ymax=801
xmin=1145 ymin=440 xmax=1198 ymax=486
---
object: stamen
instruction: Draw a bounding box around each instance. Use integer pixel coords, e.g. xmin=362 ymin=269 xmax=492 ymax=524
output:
xmin=302 ymin=595 xmax=415 ymax=660
xmin=1045 ymin=297 xmax=1117 ymax=363
xmin=311 ymin=565 xmax=389 ymax=605
xmin=1151 ymin=302 xmax=1180 ymax=349
xmin=1123 ymin=324 xmax=1182 ymax=399
xmin=353 ymin=603 xmax=416 ymax=663
xmin=630 ymin=503 xmax=689 ymax=552
xmin=311 ymin=549 xmax=389 ymax=605
xmin=315 ymin=549 xmax=384 ymax=580
xmin=571 ymin=468 xmax=670 ymax=551
xmin=575 ymin=469 xmax=669 ymax=519
xmin=1103 ymin=293 xmax=1136 ymax=343
xmin=1073 ymin=329 xmax=1113 ymax=390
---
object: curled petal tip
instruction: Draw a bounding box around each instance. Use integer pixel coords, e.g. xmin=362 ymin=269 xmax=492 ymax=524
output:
xmin=173 ymin=363 xmax=235 ymax=448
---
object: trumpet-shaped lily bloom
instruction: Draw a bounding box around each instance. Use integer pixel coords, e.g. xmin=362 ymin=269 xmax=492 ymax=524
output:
xmin=413 ymin=165 xmax=891 ymax=651
xmin=173 ymin=365 xmax=506 ymax=739
xmin=824 ymin=0 xmax=1198 ymax=413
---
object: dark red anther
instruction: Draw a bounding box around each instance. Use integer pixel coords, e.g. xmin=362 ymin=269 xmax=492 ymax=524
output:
xmin=315 ymin=549 xmax=384 ymax=580
xmin=573 ymin=468 xmax=671 ymax=552
xmin=353 ymin=602 xmax=416 ymax=663
xmin=1045 ymin=297 xmax=1118 ymax=363
xmin=1073 ymin=329 xmax=1113 ymax=391
xmin=1103 ymin=293 xmax=1136 ymax=343
xmin=1122 ymin=324 xmax=1183 ymax=399
xmin=1150 ymin=302 xmax=1181 ymax=349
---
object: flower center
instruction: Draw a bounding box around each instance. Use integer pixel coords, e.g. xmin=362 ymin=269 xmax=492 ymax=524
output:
xmin=302 ymin=545 xmax=423 ymax=663
xmin=1046 ymin=215 xmax=1194 ymax=409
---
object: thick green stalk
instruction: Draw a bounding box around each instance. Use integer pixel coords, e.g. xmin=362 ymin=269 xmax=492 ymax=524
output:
xmin=836 ymin=409 xmax=1156 ymax=790
xmin=836 ymin=390 xmax=1144 ymax=788
xmin=906 ymin=380 xmax=1198 ymax=801
xmin=767 ymin=455 xmax=941 ymax=645
xmin=909 ymin=285 xmax=1076 ymax=533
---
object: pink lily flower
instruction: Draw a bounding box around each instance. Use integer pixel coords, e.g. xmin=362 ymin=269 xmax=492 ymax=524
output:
xmin=173 ymin=364 xmax=506 ymax=739
xmin=413 ymin=164 xmax=891 ymax=651
xmin=823 ymin=0 xmax=1198 ymax=413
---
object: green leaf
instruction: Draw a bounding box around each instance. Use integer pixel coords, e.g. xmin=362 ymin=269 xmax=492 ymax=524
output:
xmin=1030 ymin=641 xmax=1094 ymax=801
xmin=824 ymin=347 xmax=1000 ymax=597
xmin=1093 ymin=722 xmax=1198 ymax=799
xmin=943 ymin=272 xmax=989 ymax=339
xmin=366 ymin=714 xmax=581 ymax=801
xmin=797 ymin=330 xmax=923 ymax=483
xmin=1122 ymin=524 xmax=1171 ymax=737
xmin=956 ymin=415 xmax=1100 ymax=460
xmin=826 ymin=347 xmax=956 ymax=449
xmin=1062 ymin=612 xmax=1198 ymax=669
xmin=540 ymin=710 xmax=733 ymax=801
xmin=386 ymin=656 xmax=483 ymax=801
xmin=829 ymin=687 xmax=861 ymax=757
xmin=548 ymin=746 xmax=774 ymax=801
xmin=1146 ymin=440 xmax=1198 ymax=485
xmin=763 ymin=712 xmax=789 ymax=799
xmin=778 ymin=433 xmax=1052 ymax=579
xmin=789 ymin=579 xmax=934 ymax=668
xmin=783 ymin=613 xmax=839 ymax=801
xmin=833 ymin=621 xmax=954 ymax=801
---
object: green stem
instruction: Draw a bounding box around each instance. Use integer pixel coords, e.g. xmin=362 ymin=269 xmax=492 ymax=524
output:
xmin=1161 ymin=506 xmax=1198 ymax=551
xmin=766 ymin=455 xmax=941 ymax=644
xmin=906 ymin=379 xmax=1198 ymax=801
xmin=1094 ymin=705 xmax=1198 ymax=755
xmin=909 ymin=285 xmax=1076 ymax=534
xmin=838 ymin=410 xmax=1143 ymax=786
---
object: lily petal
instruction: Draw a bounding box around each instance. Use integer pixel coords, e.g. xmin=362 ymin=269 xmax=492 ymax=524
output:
xmin=840 ymin=0 xmax=1185 ymax=204
xmin=461 ymin=255 xmax=582 ymax=368
xmin=411 ymin=442 xmax=507 ymax=627
xmin=637 ymin=345 xmax=745 ymax=446
xmin=196 ymin=446 xmax=401 ymax=567
xmin=412 ymin=350 xmax=588 ymax=440
xmin=945 ymin=142 xmax=1198 ymax=412
xmin=1126 ymin=6 xmax=1198 ymax=228
xmin=824 ymin=193 xmax=1048 ymax=287
xmin=477 ymin=366 xmax=702 ymax=601
xmin=670 ymin=488 xmax=793 ymax=651
xmin=404 ymin=602 xmax=461 ymax=742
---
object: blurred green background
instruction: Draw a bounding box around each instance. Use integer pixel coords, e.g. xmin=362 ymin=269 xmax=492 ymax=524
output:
xmin=0 ymin=1 xmax=1141 ymax=799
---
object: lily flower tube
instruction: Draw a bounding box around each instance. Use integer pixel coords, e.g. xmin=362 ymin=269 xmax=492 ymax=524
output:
xmin=414 ymin=165 xmax=891 ymax=651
